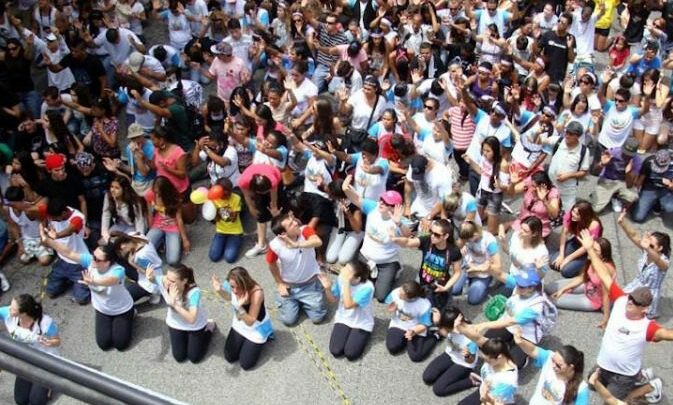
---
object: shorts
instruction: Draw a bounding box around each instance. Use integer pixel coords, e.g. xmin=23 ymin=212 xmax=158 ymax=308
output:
xmin=595 ymin=27 xmax=610 ymax=37
xmin=634 ymin=113 xmax=662 ymax=135
xmin=596 ymin=367 xmax=639 ymax=400
xmin=477 ymin=189 xmax=504 ymax=215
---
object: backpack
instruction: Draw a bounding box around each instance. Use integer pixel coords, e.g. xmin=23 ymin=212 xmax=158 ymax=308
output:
xmin=530 ymin=293 xmax=558 ymax=341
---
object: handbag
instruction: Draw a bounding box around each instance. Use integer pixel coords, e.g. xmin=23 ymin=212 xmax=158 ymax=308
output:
xmin=343 ymin=94 xmax=380 ymax=152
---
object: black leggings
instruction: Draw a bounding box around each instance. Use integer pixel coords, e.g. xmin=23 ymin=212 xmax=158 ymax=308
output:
xmin=385 ymin=328 xmax=437 ymax=362
xmin=484 ymin=328 xmax=528 ymax=369
xmin=329 ymin=323 xmax=371 ymax=361
xmin=14 ymin=376 xmax=49 ymax=405
xmin=422 ymin=353 xmax=475 ymax=397
xmin=457 ymin=389 xmax=482 ymax=405
xmin=95 ymin=308 xmax=134 ymax=351
xmin=126 ymin=283 xmax=152 ymax=303
xmin=224 ymin=328 xmax=265 ymax=370
xmin=168 ymin=326 xmax=212 ymax=363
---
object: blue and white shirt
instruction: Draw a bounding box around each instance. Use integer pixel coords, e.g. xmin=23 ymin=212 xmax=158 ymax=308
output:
xmin=480 ymin=361 xmax=518 ymax=404
xmin=445 ymin=332 xmax=479 ymax=369
xmin=351 ymin=153 xmax=389 ymax=200
xmin=531 ymin=348 xmax=589 ymax=405
xmin=0 ymin=306 xmax=59 ymax=356
xmin=332 ymin=279 xmax=375 ymax=332
xmin=157 ymin=276 xmax=208 ymax=331
xmin=221 ymin=281 xmax=273 ymax=344
xmin=80 ymin=253 xmax=134 ymax=316
xmin=132 ymin=243 xmax=163 ymax=295
xmin=385 ymin=288 xmax=432 ymax=336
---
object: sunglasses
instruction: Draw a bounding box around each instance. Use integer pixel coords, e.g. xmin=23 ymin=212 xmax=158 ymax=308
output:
xmin=431 ymin=231 xmax=445 ymax=238
xmin=580 ymin=80 xmax=591 ymax=85
xmin=293 ymin=18 xmax=302 ymax=22
xmin=543 ymin=112 xmax=554 ymax=118
xmin=379 ymin=199 xmax=394 ymax=207
xmin=93 ymin=256 xmax=107 ymax=263
xmin=615 ymin=98 xmax=627 ymax=103
xmin=326 ymin=20 xmax=337 ymax=25
xmin=424 ymin=104 xmax=435 ymax=110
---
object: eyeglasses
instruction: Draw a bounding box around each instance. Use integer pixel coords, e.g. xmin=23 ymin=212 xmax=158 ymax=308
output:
xmin=424 ymin=104 xmax=435 ymax=110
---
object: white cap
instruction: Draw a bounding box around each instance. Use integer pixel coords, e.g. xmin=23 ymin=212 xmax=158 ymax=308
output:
xmin=45 ymin=33 xmax=58 ymax=42
xmin=128 ymin=52 xmax=145 ymax=73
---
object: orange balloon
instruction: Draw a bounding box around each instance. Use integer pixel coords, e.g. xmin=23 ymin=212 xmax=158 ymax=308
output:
xmin=207 ymin=185 xmax=224 ymax=200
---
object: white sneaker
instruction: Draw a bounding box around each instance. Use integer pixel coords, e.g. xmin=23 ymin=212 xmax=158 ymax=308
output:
xmin=637 ymin=368 xmax=655 ymax=386
xmin=19 ymin=253 xmax=32 ymax=263
xmin=611 ymin=198 xmax=623 ymax=213
xmin=0 ymin=273 xmax=10 ymax=292
xmin=245 ymin=244 xmax=268 ymax=258
xmin=149 ymin=294 xmax=161 ymax=305
xmin=645 ymin=378 xmax=663 ymax=403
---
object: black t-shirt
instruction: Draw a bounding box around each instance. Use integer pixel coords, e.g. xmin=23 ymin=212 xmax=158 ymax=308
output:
xmin=4 ymin=56 xmax=34 ymax=93
xmin=540 ymin=30 xmax=575 ymax=83
xmin=38 ymin=171 xmax=86 ymax=210
xmin=640 ymin=155 xmax=673 ymax=190
xmin=0 ymin=91 xmax=20 ymax=131
xmin=418 ymin=235 xmax=462 ymax=285
xmin=80 ymin=165 xmax=111 ymax=222
xmin=296 ymin=192 xmax=338 ymax=228
xmin=59 ymin=54 xmax=106 ymax=97
xmin=623 ymin=8 xmax=650 ymax=43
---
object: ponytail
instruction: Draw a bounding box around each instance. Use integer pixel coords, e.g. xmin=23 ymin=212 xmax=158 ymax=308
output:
xmin=559 ymin=345 xmax=585 ymax=404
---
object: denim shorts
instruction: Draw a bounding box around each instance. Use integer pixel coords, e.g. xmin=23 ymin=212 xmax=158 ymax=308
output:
xmin=477 ymin=189 xmax=504 ymax=215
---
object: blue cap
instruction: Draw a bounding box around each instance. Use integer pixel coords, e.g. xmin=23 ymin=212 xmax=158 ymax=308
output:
xmin=514 ymin=266 xmax=541 ymax=288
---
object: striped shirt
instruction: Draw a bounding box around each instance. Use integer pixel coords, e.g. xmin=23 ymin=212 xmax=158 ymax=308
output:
xmin=316 ymin=23 xmax=348 ymax=67
xmin=448 ymin=106 xmax=477 ymax=150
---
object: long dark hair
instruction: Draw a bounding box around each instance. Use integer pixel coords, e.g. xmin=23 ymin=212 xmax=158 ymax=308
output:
xmin=559 ymin=345 xmax=585 ymax=404
xmin=170 ymin=264 xmax=197 ymax=302
xmin=481 ymin=337 xmax=513 ymax=361
xmin=482 ymin=136 xmax=502 ymax=190
xmin=14 ymin=294 xmax=44 ymax=334
xmin=652 ymin=232 xmax=672 ymax=258
xmin=567 ymin=200 xmax=600 ymax=236
xmin=110 ymin=232 xmax=149 ymax=260
xmin=46 ymin=110 xmax=77 ymax=155
xmin=312 ymin=98 xmax=335 ymax=139
xmin=227 ymin=267 xmax=259 ymax=296
xmin=152 ymin=176 xmax=180 ymax=217
xmin=108 ymin=176 xmax=145 ymax=225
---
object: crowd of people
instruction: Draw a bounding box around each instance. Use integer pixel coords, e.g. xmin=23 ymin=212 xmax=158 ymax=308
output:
xmin=0 ymin=0 xmax=673 ymax=403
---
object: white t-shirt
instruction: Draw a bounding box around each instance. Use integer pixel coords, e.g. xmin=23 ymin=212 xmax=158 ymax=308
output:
xmin=221 ymin=281 xmax=273 ymax=344
xmin=202 ymin=145 xmax=240 ymax=186
xmin=348 ymin=89 xmax=386 ymax=131
xmin=421 ymin=132 xmax=453 ymax=165
xmin=50 ymin=208 xmax=88 ymax=264
xmin=80 ymin=253 xmax=134 ymax=316
xmin=406 ymin=164 xmax=453 ymax=217
xmin=508 ymin=232 xmax=549 ymax=277
xmin=571 ymin=13 xmax=597 ymax=57
xmin=157 ymin=276 xmax=208 ymax=331
xmin=352 ymin=153 xmax=389 ymax=201
xmin=361 ymin=199 xmax=400 ymax=264
xmin=570 ymin=88 xmax=600 ymax=111
xmin=125 ymin=54 xmax=166 ymax=80
xmin=132 ymin=242 xmax=163 ymax=294
xmin=126 ymin=88 xmax=155 ymax=130
xmin=290 ymin=78 xmax=318 ymax=119
xmin=159 ymin=11 xmax=191 ymax=50
xmin=385 ymin=287 xmax=432 ymax=335
xmin=331 ymin=279 xmax=375 ymax=332
xmin=303 ymin=151 xmax=333 ymax=198
xmin=224 ymin=34 xmax=254 ymax=69
xmin=531 ymin=348 xmax=590 ymax=405
xmin=598 ymin=100 xmax=640 ymax=148
xmin=46 ymin=42 xmax=75 ymax=91
xmin=466 ymin=115 xmax=512 ymax=163
xmin=93 ymin=28 xmax=142 ymax=65
xmin=411 ymin=112 xmax=434 ymax=151
xmin=445 ymin=332 xmax=479 ymax=369
xmin=185 ymin=0 xmax=209 ymax=34
xmin=268 ymin=226 xmax=320 ymax=284
xmin=0 ymin=306 xmax=59 ymax=356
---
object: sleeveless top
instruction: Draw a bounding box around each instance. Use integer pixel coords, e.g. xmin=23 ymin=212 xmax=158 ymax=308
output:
xmin=155 ymin=145 xmax=190 ymax=193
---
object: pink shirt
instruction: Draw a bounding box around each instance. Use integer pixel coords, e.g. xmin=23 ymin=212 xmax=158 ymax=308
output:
xmin=208 ymin=56 xmax=250 ymax=101
xmin=335 ymin=44 xmax=368 ymax=72
xmin=585 ymin=264 xmax=615 ymax=309
xmin=238 ymin=164 xmax=282 ymax=190
xmin=155 ymin=145 xmax=189 ymax=194
xmin=512 ymin=178 xmax=560 ymax=238
xmin=563 ymin=211 xmax=602 ymax=239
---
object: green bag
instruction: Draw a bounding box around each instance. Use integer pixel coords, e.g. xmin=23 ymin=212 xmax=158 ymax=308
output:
xmin=484 ymin=294 xmax=508 ymax=321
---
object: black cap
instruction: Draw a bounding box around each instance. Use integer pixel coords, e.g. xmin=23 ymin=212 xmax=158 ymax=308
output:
xmin=410 ymin=155 xmax=428 ymax=181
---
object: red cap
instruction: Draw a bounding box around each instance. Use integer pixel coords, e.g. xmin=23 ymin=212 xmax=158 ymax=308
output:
xmin=45 ymin=153 xmax=66 ymax=171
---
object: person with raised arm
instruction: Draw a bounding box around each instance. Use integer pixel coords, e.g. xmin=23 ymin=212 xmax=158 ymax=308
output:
xmin=577 ymin=229 xmax=673 ymax=401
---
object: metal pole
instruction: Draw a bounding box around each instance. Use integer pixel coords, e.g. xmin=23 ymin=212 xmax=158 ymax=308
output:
xmin=0 ymin=352 xmax=124 ymax=405
xmin=0 ymin=336 xmax=185 ymax=405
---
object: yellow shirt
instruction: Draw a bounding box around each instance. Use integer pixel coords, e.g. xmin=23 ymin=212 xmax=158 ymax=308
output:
xmin=595 ymin=0 xmax=617 ymax=29
xmin=214 ymin=194 xmax=243 ymax=235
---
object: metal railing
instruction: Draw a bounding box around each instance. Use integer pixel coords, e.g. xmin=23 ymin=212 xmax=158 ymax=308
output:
xmin=0 ymin=335 xmax=186 ymax=405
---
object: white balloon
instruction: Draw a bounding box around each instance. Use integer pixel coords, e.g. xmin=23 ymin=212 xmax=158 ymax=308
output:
xmin=202 ymin=201 xmax=216 ymax=221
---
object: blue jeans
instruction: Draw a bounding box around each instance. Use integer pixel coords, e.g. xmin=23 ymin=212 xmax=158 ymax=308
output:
xmin=189 ymin=66 xmax=211 ymax=85
xmin=451 ymin=271 xmax=491 ymax=305
xmin=276 ymin=279 xmax=327 ymax=326
xmin=208 ymin=233 xmax=242 ymax=263
xmin=147 ymin=228 xmax=181 ymax=265
xmin=17 ymin=91 xmax=41 ymax=119
xmin=311 ymin=64 xmax=331 ymax=93
xmin=550 ymin=237 xmax=588 ymax=278
xmin=46 ymin=259 xmax=90 ymax=304
xmin=631 ymin=188 xmax=673 ymax=223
